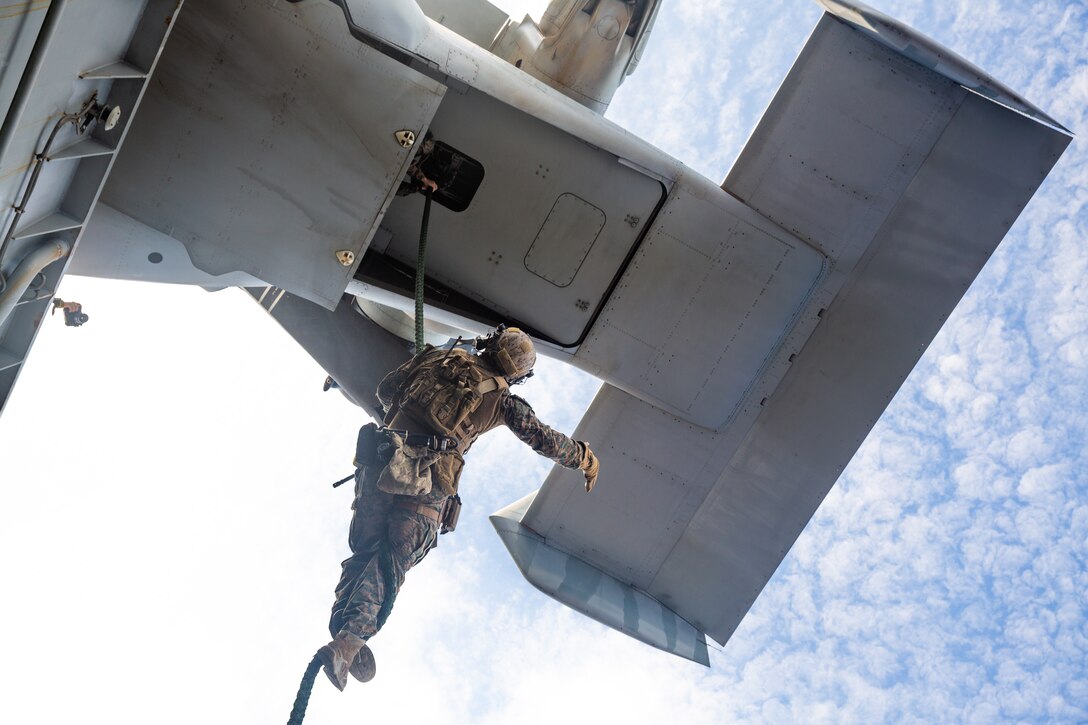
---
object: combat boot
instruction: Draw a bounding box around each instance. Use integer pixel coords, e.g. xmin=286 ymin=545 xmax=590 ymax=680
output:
xmin=350 ymin=644 xmax=376 ymax=682
xmin=317 ymin=631 xmax=365 ymax=691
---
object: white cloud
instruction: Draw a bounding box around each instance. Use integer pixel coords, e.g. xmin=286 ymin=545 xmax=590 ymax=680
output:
xmin=1017 ymin=462 xmax=1069 ymax=499
xmin=1005 ymin=426 xmax=1052 ymax=468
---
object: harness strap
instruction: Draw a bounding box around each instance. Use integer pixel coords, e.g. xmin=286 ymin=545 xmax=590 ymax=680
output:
xmin=393 ymin=498 xmax=441 ymax=524
xmin=452 ymin=375 xmax=507 ymax=445
xmin=380 ymin=427 xmax=457 ymax=451
xmin=476 ymin=376 xmax=508 ymax=395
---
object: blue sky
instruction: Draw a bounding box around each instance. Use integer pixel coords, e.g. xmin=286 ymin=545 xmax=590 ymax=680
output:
xmin=1 ymin=0 xmax=1085 ymax=723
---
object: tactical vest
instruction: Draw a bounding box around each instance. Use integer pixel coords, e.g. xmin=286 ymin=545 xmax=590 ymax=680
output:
xmin=385 ymin=348 xmax=509 ymax=495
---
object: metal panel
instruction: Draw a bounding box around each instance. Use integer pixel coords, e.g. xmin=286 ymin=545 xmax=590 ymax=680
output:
xmin=415 ymin=0 xmax=508 ymax=49
xmin=79 ymin=61 xmax=146 ymax=79
xmin=524 ymin=385 xmax=731 ymax=591
xmin=524 ymin=193 xmax=605 ymax=287
xmin=723 ymin=15 xmax=962 ymax=267
xmin=71 ymin=203 xmax=263 ymax=287
xmin=0 ymin=1 xmax=49 ymax=125
xmin=100 ymin=0 xmax=446 ymax=309
xmin=656 ymin=94 xmax=1069 ymax=643
xmin=577 ymin=176 xmax=828 ymax=429
xmin=499 ymin=5 xmax=1070 ymax=652
xmin=816 ymin=0 xmax=1068 ymax=132
xmin=0 ymin=0 xmax=182 ymax=417
xmin=1 ymin=0 xmax=150 ymax=240
xmin=491 ymin=492 xmax=710 ymax=666
xmin=519 ymin=92 xmax=1069 ymax=648
xmin=377 ymin=87 xmax=664 ymax=345
xmin=340 ymin=0 xmax=431 ymax=53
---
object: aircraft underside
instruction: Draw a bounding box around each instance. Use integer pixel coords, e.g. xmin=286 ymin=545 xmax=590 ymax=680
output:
xmin=0 ymin=0 xmax=1070 ymax=664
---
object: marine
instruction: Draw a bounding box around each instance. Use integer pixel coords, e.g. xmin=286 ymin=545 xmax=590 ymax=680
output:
xmin=316 ymin=326 xmax=600 ymax=690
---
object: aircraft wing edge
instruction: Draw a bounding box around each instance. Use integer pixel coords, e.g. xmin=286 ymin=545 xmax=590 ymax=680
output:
xmin=815 ymin=0 xmax=1071 ymax=133
xmin=490 ymin=493 xmax=711 ymax=667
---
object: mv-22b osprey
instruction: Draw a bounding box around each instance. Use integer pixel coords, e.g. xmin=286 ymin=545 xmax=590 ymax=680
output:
xmin=0 ymin=0 xmax=1070 ymax=664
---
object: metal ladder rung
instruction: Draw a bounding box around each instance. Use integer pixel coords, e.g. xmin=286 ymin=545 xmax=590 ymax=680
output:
xmin=16 ymin=293 xmax=54 ymax=306
xmin=0 ymin=348 xmax=22 ymax=372
xmin=48 ymin=138 xmax=115 ymax=161
xmin=13 ymin=211 xmax=83 ymax=240
xmin=79 ymin=60 xmax=147 ymax=79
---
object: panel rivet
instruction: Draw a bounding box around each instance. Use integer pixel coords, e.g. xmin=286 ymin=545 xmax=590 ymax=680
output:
xmin=394 ymin=130 xmax=416 ymax=148
xmin=336 ymin=250 xmax=355 ymax=267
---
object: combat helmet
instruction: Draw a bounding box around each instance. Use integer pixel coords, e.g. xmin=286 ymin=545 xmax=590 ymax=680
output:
xmin=478 ymin=325 xmax=536 ymax=383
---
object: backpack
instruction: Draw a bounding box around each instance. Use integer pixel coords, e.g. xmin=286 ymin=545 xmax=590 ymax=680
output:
xmin=396 ymin=349 xmax=508 ymax=438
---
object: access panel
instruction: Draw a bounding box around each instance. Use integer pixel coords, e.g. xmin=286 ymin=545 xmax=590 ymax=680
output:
xmin=98 ymin=0 xmax=446 ymax=309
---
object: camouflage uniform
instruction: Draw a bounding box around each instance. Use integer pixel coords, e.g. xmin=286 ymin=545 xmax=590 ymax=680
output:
xmin=327 ymin=464 xmax=446 ymax=640
xmin=328 ymin=349 xmax=583 ymax=642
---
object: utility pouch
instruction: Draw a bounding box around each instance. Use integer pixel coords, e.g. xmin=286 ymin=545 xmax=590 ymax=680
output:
xmin=354 ymin=422 xmax=382 ymax=467
xmin=439 ymin=494 xmax=461 ymax=535
xmin=375 ymin=432 xmax=439 ymax=497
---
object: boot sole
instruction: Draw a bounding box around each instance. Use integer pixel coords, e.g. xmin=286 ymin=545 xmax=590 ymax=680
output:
xmin=316 ymin=645 xmax=348 ymax=691
xmin=350 ymin=644 xmax=376 ymax=682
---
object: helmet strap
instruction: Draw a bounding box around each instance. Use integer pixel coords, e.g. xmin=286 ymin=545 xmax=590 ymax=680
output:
xmin=494 ymin=347 xmax=519 ymax=377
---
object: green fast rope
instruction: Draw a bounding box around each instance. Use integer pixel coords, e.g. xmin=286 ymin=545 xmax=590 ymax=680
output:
xmin=286 ymin=653 xmax=323 ymax=725
xmin=413 ymin=190 xmax=433 ymax=353
xmin=284 ymin=546 xmax=398 ymax=724
xmin=375 ymin=544 xmax=398 ymax=631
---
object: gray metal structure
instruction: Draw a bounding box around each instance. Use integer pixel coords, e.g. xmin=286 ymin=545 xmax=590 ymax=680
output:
xmin=0 ymin=0 xmax=1070 ymax=665
xmin=0 ymin=0 xmax=182 ymax=400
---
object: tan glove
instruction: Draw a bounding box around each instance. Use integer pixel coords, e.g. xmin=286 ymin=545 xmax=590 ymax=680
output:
xmin=578 ymin=441 xmax=599 ymax=493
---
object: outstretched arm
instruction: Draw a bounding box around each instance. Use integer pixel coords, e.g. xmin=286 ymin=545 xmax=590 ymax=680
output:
xmin=502 ymin=394 xmax=599 ymax=491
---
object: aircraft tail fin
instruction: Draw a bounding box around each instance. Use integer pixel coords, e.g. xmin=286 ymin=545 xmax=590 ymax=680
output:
xmin=489 ymin=6 xmax=1069 ymax=663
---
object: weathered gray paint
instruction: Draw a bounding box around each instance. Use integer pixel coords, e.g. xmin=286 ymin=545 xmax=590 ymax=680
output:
xmin=376 ymin=85 xmax=665 ymax=345
xmin=491 ymin=492 xmax=710 ymax=665
xmin=0 ymin=238 xmax=67 ymax=327
xmin=70 ymin=203 xmax=264 ymax=288
xmin=0 ymin=0 xmax=182 ymax=416
xmin=817 ymin=0 xmax=1068 ymax=132
xmin=521 ymin=18 xmax=1069 ymax=646
xmin=414 ymin=0 xmax=507 ymax=50
xmin=4 ymin=0 xmax=1069 ymax=663
xmin=524 ymin=193 xmax=606 ymax=287
xmin=575 ymin=174 xmax=829 ymax=428
xmin=98 ymin=0 xmax=446 ymax=309
xmin=0 ymin=0 xmax=63 ymax=171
